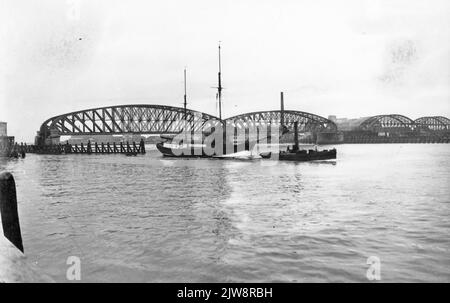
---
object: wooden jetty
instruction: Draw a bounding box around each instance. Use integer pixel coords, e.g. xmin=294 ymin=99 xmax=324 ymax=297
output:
xmin=1 ymin=137 xmax=26 ymax=158
xmin=0 ymin=172 xmax=54 ymax=282
xmin=23 ymin=138 xmax=146 ymax=155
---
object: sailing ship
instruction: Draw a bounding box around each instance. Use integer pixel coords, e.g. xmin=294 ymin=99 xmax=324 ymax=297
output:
xmin=156 ymin=131 xmax=262 ymax=158
xmin=156 ymin=44 xmax=287 ymax=157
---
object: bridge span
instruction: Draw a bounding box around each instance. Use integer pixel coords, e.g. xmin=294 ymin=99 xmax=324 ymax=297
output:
xmin=35 ymin=104 xmax=337 ymax=145
xmin=333 ymin=114 xmax=450 ymax=143
xmin=35 ymin=104 xmax=450 ymax=146
xmin=36 ymin=104 xmax=221 ymax=145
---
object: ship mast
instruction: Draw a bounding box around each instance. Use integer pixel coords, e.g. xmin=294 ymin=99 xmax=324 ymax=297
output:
xmin=217 ymin=42 xmax=223 ymax=120
xmin=183 ymin=68 xmax=187 ymax=120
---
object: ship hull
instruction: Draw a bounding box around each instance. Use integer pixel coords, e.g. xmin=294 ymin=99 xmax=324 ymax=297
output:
xmin=156 ymin=141 xmax=257 ymax=158
xmin=156 ymin=143 xmax=211 ymax=158
xmin=260 ymin=149 xmax=336 ymax=161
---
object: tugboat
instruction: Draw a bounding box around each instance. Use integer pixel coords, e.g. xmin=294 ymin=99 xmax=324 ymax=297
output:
xmin=260 ymin=148 xmax=336 ymax=161
xmin=260 ymin=121 xmax=337 ymax=161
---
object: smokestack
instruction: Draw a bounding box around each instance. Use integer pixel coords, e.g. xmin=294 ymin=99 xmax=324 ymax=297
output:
xmin=280 ymin=92 xmax=284 ymax=127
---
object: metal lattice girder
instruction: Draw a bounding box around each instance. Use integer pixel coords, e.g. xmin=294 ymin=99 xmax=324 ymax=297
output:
xmin=358 ymin=114 xmax=416 ymax=131
xmin=39 ymin=105 xmax=220 ymax=139
xmin=414 ymin=116 xmax=450 ymax=131
xmin=224 ymin=110 xmax=337 ymax=132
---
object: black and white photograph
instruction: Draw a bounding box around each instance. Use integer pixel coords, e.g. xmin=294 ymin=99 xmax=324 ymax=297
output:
xmin=0 ymin=0 xmax=449 ymax=292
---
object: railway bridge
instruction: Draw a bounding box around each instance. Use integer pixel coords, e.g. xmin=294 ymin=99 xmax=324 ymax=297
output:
xmin=340 ymin=114 xmax=450 ymax=143
xmin=35 ymin=104 xmax=338 ymax=145
xmin=35 ymin=104 xmax=221 ymax=145
xmin=35 ymin=105 xmax=450 ymax=146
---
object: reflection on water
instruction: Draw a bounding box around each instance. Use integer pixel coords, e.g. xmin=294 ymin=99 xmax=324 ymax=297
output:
xmin=1 ymin=144 xmax=450 ymax=282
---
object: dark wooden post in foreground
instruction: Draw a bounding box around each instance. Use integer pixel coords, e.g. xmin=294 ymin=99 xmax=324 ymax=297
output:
xmin=280 ymin=92 xmax=285 ymax=127
xmin=293 ymin=121 xmax=299 ymax=152
xmin=87 ymin=140 xmax=92 ymax=154
xmin=139 ymin=138 xmax=146 ymax=154
xmin=0 ymin=172 xmax=24 ymax=253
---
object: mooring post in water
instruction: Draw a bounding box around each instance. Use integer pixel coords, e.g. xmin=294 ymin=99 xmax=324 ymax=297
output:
xmin=0 ymin=172 xmax=24 ymax=253
xmin=139 ymin=138 xmax=146 ymax=154
xmin=280 ymin=91 xmax=285 ymax=127
xmin=20 ymin=143 xmax=26 ymax=158
xmin=87 ymin=140 xmax=92 ymax=154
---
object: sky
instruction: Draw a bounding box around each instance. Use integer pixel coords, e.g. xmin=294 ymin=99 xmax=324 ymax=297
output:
xmin=1 ymin=0 xmax=449 ymax=142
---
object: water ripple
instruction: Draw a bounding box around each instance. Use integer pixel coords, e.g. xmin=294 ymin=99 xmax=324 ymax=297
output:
xmin=1 ymin=144 xmax=449 ymax=282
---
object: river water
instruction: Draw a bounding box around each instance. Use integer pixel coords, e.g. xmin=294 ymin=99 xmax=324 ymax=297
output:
xmin=1 ymin=144 xmax=449 ymax=282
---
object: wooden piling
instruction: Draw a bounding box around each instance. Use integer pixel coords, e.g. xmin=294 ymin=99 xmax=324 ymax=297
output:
xmin=87 ymin=141 xmax=92 ymax=154
xmin=294 ymin=121 xmax=299 ymax=151
xmin=25 ymin=140 xmax=147 ymax=155
xmin=0 ymin=172 xmax=54 ymax=282
xmin=0 ymin=172 xmax=24 ymax=253
xmin=139 ymin=138 xmax=146 ymax=154
xmin=280 ymin=92 xmax=285 ymax=127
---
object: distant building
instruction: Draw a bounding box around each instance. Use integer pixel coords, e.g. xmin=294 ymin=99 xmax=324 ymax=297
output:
xmin=328 ymin=115 xmax=337 ymax=123
xmin=0 ymin=122 xmax=14 ymax=156
xmin=0 ymin=122 xmax=7 ymax=137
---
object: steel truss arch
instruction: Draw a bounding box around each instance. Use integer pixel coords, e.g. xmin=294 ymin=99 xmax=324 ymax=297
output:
xmin=358 ymin=114 xmax=416 ymax=131
xmin=38 ymin=104 xmax=221 ymax=143
xmin=224 ymin=110 xmax=337 ymax=132
xmin=414 ymin=116 xmax=450 ymax=131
